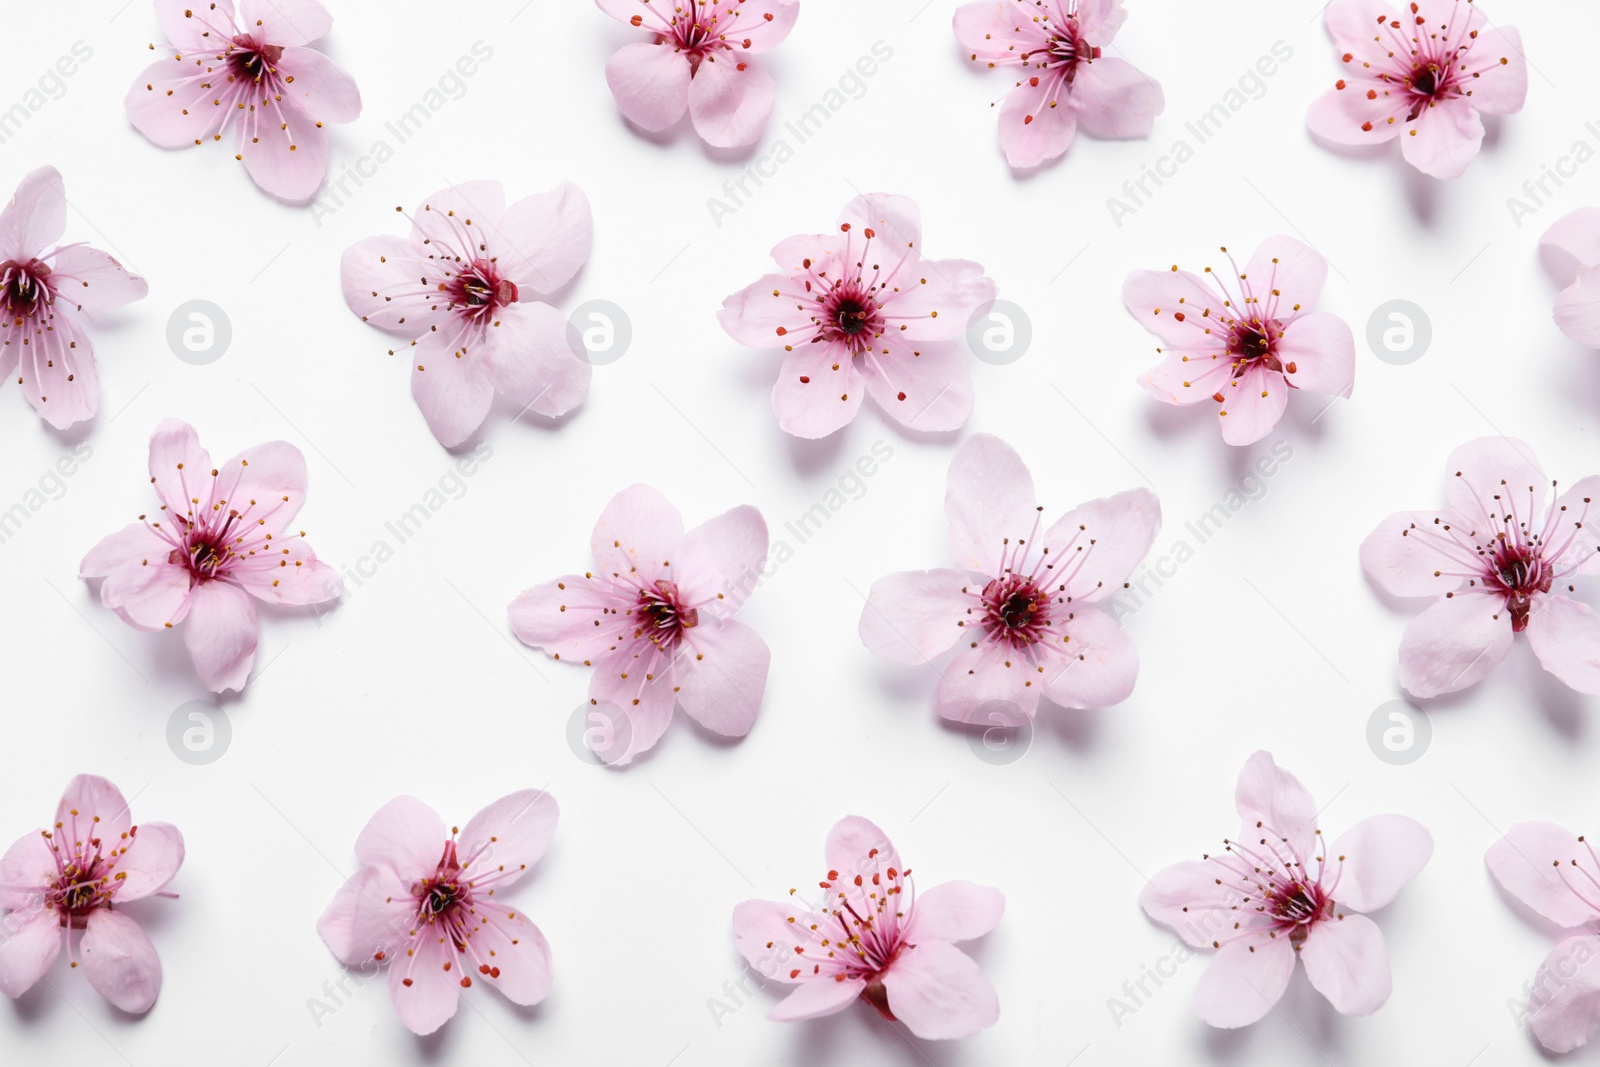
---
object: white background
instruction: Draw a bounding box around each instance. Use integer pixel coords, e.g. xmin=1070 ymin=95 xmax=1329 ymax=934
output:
xmin=2 ymin=1 xmax=1598 ymax=1064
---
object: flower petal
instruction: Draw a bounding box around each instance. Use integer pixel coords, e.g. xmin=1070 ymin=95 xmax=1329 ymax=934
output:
xmin=944 ymin=433 xmax=1038 ymax=574
xmin=998 ymin=80 xmax=1077 ymax=168
xmin=718 ymin=273 xmax=810 ymax=349
xmin=1443 ymin=436 xmax=1547 ymax=525
xmin=1243 ymin=236 xmax=1328 ymax=314
xmin=1397 ymin=590 xmax=1513 ymax=698
xmin=0 ymin=908 xmax=60 ymax=999
xmin=1529 ymin=935 xmax=1600 ymax=1053
xmin=861 ymin=339 xmax=974 ymax=432
xmin=1234 ymin=750 xmax=1318 ymax=866
xmin=1069 ymin=56 xmax=1163 ymax=139
xmin=934 ymin=641 xmax=1042 ymax=724
xmin=15 ymin=310 xmax=98 ymax=429
xmin=1466 ymin=27 xmax=1528 ymax=115
xmin=672 ymin=505 xmax=768 ymax=617
xmin=881 ymin=941 xmax=999 ymax=1040
xmin=1554 ymin=267 xmax=1600 ymax=348
xmin=276 ymin=47 xmax=361 ymax=123
xmin=182 ymin=580 xmax=258 ymax=692
xmin=237 ymin=97 xmax=328 ymax=202
xmin=57 ymin=774 xmax=133 ymax=844
xmin=155 ymin=0 xmax=238 ymax=52
xmin=1526 ymin=595 xmax=1600 ymax=695
xmin=1359 ymin=509 xmax=1472 ymax=598
xmin=1399 ymin=97 xmax=1484 ymax=180
xmin=114 ymin=822 xmax=185 ymax=902
xmin=859 ymin=568 xmax=970 ymax=666
xmin=354 ymin=795 xmax=446 ymax=877
xmin=0 ymin=166 xmax=66 ymax=262
xmin=482 ymin=300 xmax=591 ymax=419
xmin=1139 ymin=858 xmax=1241 ymax=948
xmin=676 ymin=619 xmax=770 ymax=737
xmin=1040 ymin=607 xmax=1139 ymax=709
xmin=906 ymin=881 xmax=1004 ymax=944
xmin=1485 ymin=821 xmax=1600 ymax=928
xmin=770 ymin=342 xmax=864 ymax=438
xmin=459 ymin=789 xmax=559 ymax=891
xmin=884 ymin=258 xmax=995 ymax=343
xmin=387 ymin=927 xmax=460 ymax=1036
xmin=1329 ymin=815 xmax=1431 ymax=913
xmin=509 ymin=574 xmax=628 ymax=662
xmin=732 ymin=899 xmax=805 ymax=983
xmin=589 ymin=647 xmax=676 ymax=765
xmin=1217 ymin=364 xmax=1288 ymax=446
xmin=838 ymin=192 xmax=923 ymax=252
xmin=81 ymin=909 xmax=162 ymax=1013
xmin=47 ymin=245 xmax=148 ymax=316
xmin=1543 ymin=208 xmax=1600 ymax=273
xmin=239 ymin=0 xmax=332 ymax=45
xmin=687 ymin=53 xmax=775 ymax=148
xmin=0 ymin=833 xmax=52 ymax=910
xmin=1192 ymin=935 xmax=1295 ymax=1028
xmin=1299 ymin=913 xmax=1391 ymax=1016
xmin=768 ymin=975 xmax=865 ymax=1021
xmin=124 ymin=58 xmax=233 ymax=149
xmin=825 ymin=816 xmax=900 ymax=877
xmin=408 ymin=323 xmax=496 ymax=448
xmin=1043 ymin=488 xmax=1161 ymax=603
xmin=591 ymin=484 xmax=683 ymax=588
xmin=1122 ymin=267 xmax=1223 ymax=351
xmin=473 ymin=909 xmax=553 ymax=1007
xmin=605 ymin=41 xmax=690 ymax=133
xmin=340 ymin=234 xmax=442 ymax=335
xmin=953 ymin=0 xmax=1041 ymax=63
xmin=496 ymin=182 xmax=592 ymax=294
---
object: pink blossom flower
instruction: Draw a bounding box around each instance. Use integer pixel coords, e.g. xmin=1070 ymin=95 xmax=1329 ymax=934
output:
xmin=1305 ymin=0 xmax=1526 ymax=180
xmin=733 ymin=815 xmax=1003 ymax=1039
xmin=1541 ymin=207 xmax=1600 ymax=348
xmin=0 ymin=775 xmax=183 ymax=1013
xmin=1486 ymin=821 xmax=1600 ymax=1053
xmin=1141 ymin=751 xmax=1432 ymax=1028
xmin=1360 ymin=437 xmax=1600 ymax=698
xmin=860 ymin=434 xmax=1159 ymax=722
xmin=597 ymin=0 xmax=799 ymax=147
xmin=342 ymin=180 xmax=594 ymax=448
xmin=952 ymin=0 xmax=1163 ymax=168
xmin=509 ymin=484 xmax=770 ymax=765
xmin=719 ymin=193 xmax=998 ymax=438
xmin=125 ymin=0 xmax=361 ymax=201
xmin=79 ymin=418 xmax=342 ymax=693
xmin=1 ymin=166 xmax=148 ymax=429
xmin=317 ymin=790 xmax=557 ymax=1036
xmin=1122 ymin=236 xmax=1354 ymax=446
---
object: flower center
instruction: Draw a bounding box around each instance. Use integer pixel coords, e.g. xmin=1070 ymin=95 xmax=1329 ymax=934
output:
xmin=416 ymin=841 xmax=470 ymax=927
xmin=635 ymin=580 xmax=697 ymax=650
xmin=818 ymin=284 xmax=883 ymax=352
xmin=168 ymin=514 xmax=243 ymax=584
xmin=1265 ymin=878 xmax=1333 ymax=940
xmin=1 ymin=258 xmax=52 ymax=319
xmin=43 ymin=832 xmax=123 ymax=929
xmin=227 ymin=35 xmax=283 ymax=84
xmin=443 ymin=259 xmax=517 ymax=320
xmin=980 ymin=574 xmax=1051 ymax=648
xmin=1229 ymin=320 xmax=1284 ymax=373
xmin=1489 ymin=542 xmax=1553 ymax=632
xmin=1045 ymin=24 xmax=1101 ymax=81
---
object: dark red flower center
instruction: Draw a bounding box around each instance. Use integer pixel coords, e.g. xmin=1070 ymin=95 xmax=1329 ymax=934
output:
xmin=1267 ymin=878 xmax=1333 ymax=941
xmin=1 ymin=258 xmax=52 ymax=319
xmin=635 ymin=580 xmax=698 ymax=650
xmin=1229 ymin=320 xmax=1285 ymax=374
xmin=980 ymin=574 xmax=1052 ymax=648
xmin=1489 ymin=542 xmax=1554 ymax=632
xmin=443 ymin=259 xmax=518 ymax=320
xmin=227 ymin=35 xmax=283 ymax=83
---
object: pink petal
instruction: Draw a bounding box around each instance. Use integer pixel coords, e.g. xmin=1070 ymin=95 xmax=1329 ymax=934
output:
xmin=944 ymin=433 xmax=1038 ymax=574
xmin=317 ymin=865 xmax=377 ymax=964
xmin=47 ymin=245 xmax=148 ymax=316
xmin=953 ymin=1 xmax=1041 ymax=63
xmin=459 ymin=789 xmax=559 ymax=891
xmin=94 ymin=554 xmax=193 ymax=632
xmin=1397 ymin=590 xmax=1513 ymax=698
xmin=589 ymin=647 xmax=676 ymax=765
xmin=1040 ymin=606 xmax=1139 ymax=709
xmin=355 ymin=795 xmax=446 ymax=876
xmin=1554 ymin=267 xmax=1600 ymax=348
xmin=825 ymin=816 xmax=901 ymax=877
xmin=0 ymin=166 xmax=66 ymax=262
xmin=881 ymin=941 xmax=999 ymax=1040
xmin=482 ymin=300 xmax=591 ymax=418
xmin=884 ymin=259 xmax=995 ymax=343
xmin=387 ymin=927 xmax=459 ymax=1035
xmin=57 ymin=774 xmax=133 ymax=843
xmin=676 ymin=619 xmax=770 ymax=737
xmin=1139 ymin=858 xmax=1240 ymax=948
xmin=410 ymin=181 xmax=506 ymax=250
xmin=1121 ymin=267 xmax=1222 ymax=351
xmin=605 ymin=41 xmax=690 ymax=133
xmin=906 ymin=881 xmax=1004 ymax=944
xmin=861 ymin=339 xmax=974 ymax=432
xmin=276 ymin=47 xmax=361 ymax=123
xmin=1529 ymin=935 xmax=1600 ymax=1053
xmin=1073 ymin=0 xmax=1127 ymax=38
xmin=1043 ymin=487 xmax=1162 ymax=602
xmin=239 ymin=0 xmax=332 ymax=45
xmin=998 ymin=81 xmax=1077 ymax=168
xmin=1305 ymin=78 xmax=1406 ymax=146
xmin=1527 ymin=595 xmax=1600 ymax=695
xmin=934 ymin=641 xmax=1042 ymax=724
xmin=81 ymin=523 xmax=169 ymax=580
xmin=1193 ymin=935 xmax=1295 ymax=1028
xmin=1359 ymin=510 xmax=1473 ymax=599
xmin=0 ymin=908 xmax=61 ymax=999
xmin=231 ymin=550 xmax=341 ymax=608
xmin=770 ymin=343 xmax=864 ymax=438
xmin=114 ymin=822 xmax=185 ymax=902
xmin=213 ymin=439 xmax=308 ymax=537
xmin=340 ymin=235 xmax=441 ymax=336
xmin=17 ymin=310 xmax=98 ymax=428
xmin=1328 ymin=815 xmax=1431 ymax=913
xmin=858 ymin=568 xmax=970 ymax=665
xmin=1069 ymin=57 xmax=1163 ymax=138
xmin=1136 ymin=349 xmax=1236 ymax=406
xmin=346 ymin=865 xmax=415 ymax=961
xmin=125 ymin=58 xmax=232 ymax=149
xmin=1234 ymin=751 xmax=1318 ymax=866
xmin=718 ymin=272 xmax=809 ymax=349
xmin=182 ymin=580 xmax=258 ymax=692
xmin=1277 ymin=311 xmax=1355 ymax=397
xmin=147 ymin=418 xmax=212 ymax=514
xmin=409 ymin=325 xmax=496 ymax=447
xmin=1466 ymin=27 xmax=1528 ymax=115
xmin=1243 ymin=236 xmax=1328 ymax=309
xmin=838 ymin=192 xmax=923 ymax=252
xmin=687 ymin=53 xmax=775 ymax=149
xmin=673 ymin=505 xmax=769 ymax=617
xmin=769 ymin=975 xmax=865 ymax=1021
xmin=1554 ymin=477 xmax=1600 ymax=577
xmin=1443 ymin=436 xmax=1547 ymax=522
xmin=732 ymin=899 xmax=805 ymax=983
xmin=474 ymin=910 xmax=553 ymax=1007
xmin=724 ymin=0 xmax=799 ymax=53
xmin=81 ymin=909 xmax=162 ymax=1013
xmin=1485 ymin=821 xmax=1600 ymax=928
xmin=155 ymin=0 xmax=237 ymax=51
xmin=509 ymin=575 xmax=628 ymax=661
xmin=497 ymin=182 xmax=593 ymax=294
xmin=1542 ymin=207 xmax=1600 ymax=273
xmin=591 ymin=484 xmax=684 ymax=588
xmin=1324 ymin=0 xmax=1411 ymax=51
xmin=1298 ymin=913 xmax=1391 ymax=1016
xmin=1217 ymin=364 xmax=1288 ymax=446
xmin=1399 ymin=97 xmax=1484 ymax=180
xmin=237 ymin=97 xmax=328 ymax=202
xmin=0 ymin=832 xmax=52 ymax=910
